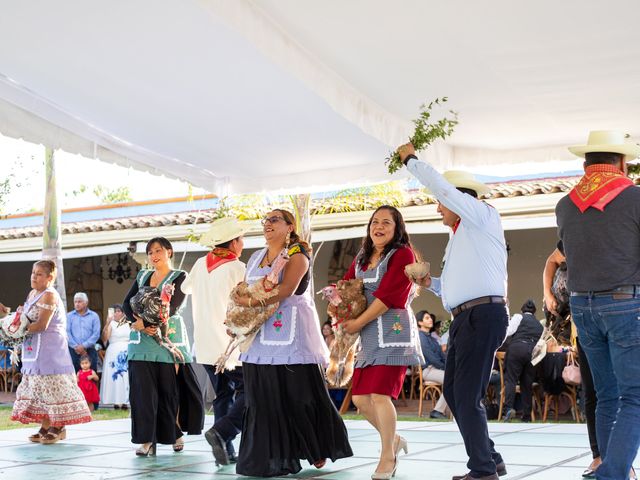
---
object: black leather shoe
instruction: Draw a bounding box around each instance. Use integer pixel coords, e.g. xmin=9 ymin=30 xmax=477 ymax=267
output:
xmin=451 ymin=463 xmax=505 ymax=480
xmin=451 ymin=474 xmax=499 ymax=480
xmin=430 ymin=410 xmax=448 ymax=419
xmin=205 ymin=427 xmax=230 ymax=466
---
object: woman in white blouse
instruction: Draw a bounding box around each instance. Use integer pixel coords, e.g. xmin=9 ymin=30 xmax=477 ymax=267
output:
xmin=100 ymin=304 xmax=131 ymax=408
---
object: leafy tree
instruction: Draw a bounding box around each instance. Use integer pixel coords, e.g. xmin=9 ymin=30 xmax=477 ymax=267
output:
xmin=0 ymin=162 xmax=22 ymax=215
xmin=66 ymin=184 xmax=132 ymax=204
xmin=92 ymin=185 xmax=132 ymax=204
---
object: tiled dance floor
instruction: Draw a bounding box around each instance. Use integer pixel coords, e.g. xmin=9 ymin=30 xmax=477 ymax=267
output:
xmin=0 ymin=417 xmax=637 ymax=479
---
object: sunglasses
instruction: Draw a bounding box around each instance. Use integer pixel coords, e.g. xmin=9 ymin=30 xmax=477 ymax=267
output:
xmin=261 ymin=215 xmax=285 ymax=226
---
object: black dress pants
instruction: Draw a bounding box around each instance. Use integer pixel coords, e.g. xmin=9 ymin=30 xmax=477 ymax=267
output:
xmin=129 ymin=360 xmax=179 ymax=445
xmin=204 ymin=364 xmax=245 ymax=455
xmin=443 ymin=303 xmax=508 ymax=478
xmin=504 ymin=340 xmax=536 ymax=420
xmin=577 ymin=338 xmax=600 ymax=459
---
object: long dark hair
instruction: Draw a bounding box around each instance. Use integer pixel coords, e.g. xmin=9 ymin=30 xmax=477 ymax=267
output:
xmin=272 ymin=209 xmax=312 ymax=253
xmin=359 ymin=205 xmax=414 ymax=267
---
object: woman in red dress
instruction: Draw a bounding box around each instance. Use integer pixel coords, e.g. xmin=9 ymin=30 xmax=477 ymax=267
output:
xmin=342 ymin=205 xmax=423 ymax=480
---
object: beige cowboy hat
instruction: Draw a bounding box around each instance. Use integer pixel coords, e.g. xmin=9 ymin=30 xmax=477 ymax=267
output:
xmin=568 ymin=130 xmax=640 ymax=160
xmin=434 ymin=170 xmax=491 ymax=196
xmin=198 ymin=217 xmax=248 ymax=248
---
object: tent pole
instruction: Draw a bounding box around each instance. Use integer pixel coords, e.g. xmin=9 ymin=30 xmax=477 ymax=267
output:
xmin=290 ymin=194 xmax=315 ymax=291
xmin=42 ymin=147 xmax=67 ymax=308
xmin=290 ymin=194 xmax=311 ymax=245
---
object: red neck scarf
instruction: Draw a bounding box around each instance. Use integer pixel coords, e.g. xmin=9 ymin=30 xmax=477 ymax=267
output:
xmin=206 ymin=247 xmax=238 ymax=273
xmin=452 ymin=218 xmax=461 ymax=234
xmin=569 ymin=164 xmax=633 ymax=213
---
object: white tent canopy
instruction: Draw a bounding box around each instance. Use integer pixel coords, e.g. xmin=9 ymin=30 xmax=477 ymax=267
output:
xmin=1 ymin=0 xmax=639 ymax=193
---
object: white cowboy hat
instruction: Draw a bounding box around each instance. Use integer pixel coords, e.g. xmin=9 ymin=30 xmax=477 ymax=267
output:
xmin=198 ymin=217 xmax=248 ymax=248
xmin=438 ymin=170 xmax=491 ymax=196
xmin=568 ymin=130 xmax=640 ymax=160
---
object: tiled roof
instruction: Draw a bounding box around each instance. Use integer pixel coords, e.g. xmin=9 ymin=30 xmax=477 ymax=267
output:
xmin=406 ymin=176 xmax=584 ymax=206
xmin=0 ymin=211 xmax=220 ymax=240
xmin=3 ymin=175 xmax=637 ymax=241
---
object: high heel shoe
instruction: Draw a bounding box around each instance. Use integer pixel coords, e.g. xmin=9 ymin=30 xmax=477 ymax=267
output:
xmin=135 ymin=442 xmax=156 ymax=456
xmin=371 ymin=457 xmax=397 ymax=480
xmin=173 ymin=436 xmax=184 ymax=453
xmin=394 ymin=435 xmax=408 ymax=456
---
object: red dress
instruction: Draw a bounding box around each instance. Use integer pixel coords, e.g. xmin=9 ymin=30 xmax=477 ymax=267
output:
xmin=77 ymin=370 xmax=100 ymax=404
xmin=344 ymin=247 xmax=415 ymax=398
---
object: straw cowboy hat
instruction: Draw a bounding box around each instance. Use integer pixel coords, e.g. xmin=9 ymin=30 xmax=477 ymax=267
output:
xmin=440 ymin=170 xmax=491 ymax=196
xmin=198 ymin=217 xmax=248 ymax=248
xmin=568 ymin=130 xmax=640 ymax=160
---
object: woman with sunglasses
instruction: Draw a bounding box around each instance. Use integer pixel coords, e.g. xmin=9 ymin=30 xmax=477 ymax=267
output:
xmin=233 ymin=209 xmax=352 ymax=477
xmin=341 ymin=205 xmax=423 ymax=480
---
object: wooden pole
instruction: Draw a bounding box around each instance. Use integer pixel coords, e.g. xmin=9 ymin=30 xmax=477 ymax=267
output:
xmin=42 ymin=147 xmax=67 ymax=307
xmin=290 ymin=193 xmax=314 ymax=292
xmin=290 ymin=194 xmax=311 ymax=245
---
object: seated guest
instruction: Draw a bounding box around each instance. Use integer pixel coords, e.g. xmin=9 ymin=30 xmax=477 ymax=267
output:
xmin=417 ymin=310 xmax=449 ymax=419
xmin=67 ymin=292 xmax=101 ymax=372
xmin=322 ymin=320 xmax=335 ymax=349
xmin=502 ymin=299 xmax=543 ymax=422
xmin=321 ymin=319 xmax=346 ymax=410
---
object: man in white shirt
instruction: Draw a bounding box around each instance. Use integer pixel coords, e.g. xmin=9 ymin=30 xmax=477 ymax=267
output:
xmin=398 ymin=143 xmax=509 ymax=480
xmin=181 ymin=217 xmax=247 ymax=466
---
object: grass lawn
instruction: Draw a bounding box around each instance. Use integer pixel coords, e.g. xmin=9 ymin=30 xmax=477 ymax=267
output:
xmin=0 ymin=405 xmax=131 ymax=431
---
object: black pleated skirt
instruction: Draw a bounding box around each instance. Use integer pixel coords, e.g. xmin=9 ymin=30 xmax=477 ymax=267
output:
xmin=236 ymin=363 xmax=353 ymax=477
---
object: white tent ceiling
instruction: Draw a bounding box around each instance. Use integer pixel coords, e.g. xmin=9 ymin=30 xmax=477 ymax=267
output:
xmin=1 ymin=0 xmax=639 ymax=193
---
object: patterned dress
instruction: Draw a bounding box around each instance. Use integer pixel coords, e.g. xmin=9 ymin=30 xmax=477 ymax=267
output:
xmin=99 ymin=320 xmax=131 ymax=405
xmin=345 ymin=247 xmax=422 ymax=398
xmin=11 ymin=287 xmax=92 ymax=427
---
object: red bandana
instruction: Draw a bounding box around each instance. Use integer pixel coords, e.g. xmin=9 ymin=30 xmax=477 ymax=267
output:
xmin=569 ymin=164 xmax=634 ymax=213
xmin=206 ymin=248 xmax=238 ymax=273
xmin=452 ymin=218 xmax=461 ymax=234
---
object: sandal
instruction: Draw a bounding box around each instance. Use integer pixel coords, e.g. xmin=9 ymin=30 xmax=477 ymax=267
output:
xmin=173 ymin=436 xmax=184 ymax=453
xmin=136 ymin=442 xmax=156 ymax=456
xmin=28 ymin=427 xmax=48 ymax=443
xmin=41 ymin=427 xmax=66 ymax=445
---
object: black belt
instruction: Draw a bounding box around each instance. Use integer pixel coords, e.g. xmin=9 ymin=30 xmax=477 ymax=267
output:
xmin=571 ymin=285 xmax=640 ymax=299
xmin=451 ymin=296 xmax=506 ymax=317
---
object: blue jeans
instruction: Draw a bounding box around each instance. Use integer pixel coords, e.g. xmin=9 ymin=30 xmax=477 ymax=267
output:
xmin=570 ymin=294 xmax=640 ymax=480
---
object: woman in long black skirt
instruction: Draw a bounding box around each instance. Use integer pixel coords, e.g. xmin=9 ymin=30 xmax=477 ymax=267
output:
xmin=232 ymin=210 xmax=352 ymax=476
xmin=123 ymin=237 xmax=203 ymax=456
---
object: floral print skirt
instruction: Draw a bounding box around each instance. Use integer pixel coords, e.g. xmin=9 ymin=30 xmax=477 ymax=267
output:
xmin=11 ymin=373 xmax=92 ymax=427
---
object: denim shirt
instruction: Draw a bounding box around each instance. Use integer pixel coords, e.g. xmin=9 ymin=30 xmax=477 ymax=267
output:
xmin=66 ymin=308 xmax=101 ymax=349
xmin=419 ymin=330 xmax=446 ymax=370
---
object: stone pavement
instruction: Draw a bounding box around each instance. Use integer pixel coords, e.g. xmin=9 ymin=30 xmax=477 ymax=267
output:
xmin=1 ymin=416 xmax=637 ymax=479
